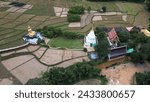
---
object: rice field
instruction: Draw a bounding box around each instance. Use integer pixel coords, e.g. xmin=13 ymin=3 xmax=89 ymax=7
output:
xmin=0 ymin=0 xmax=149 ymax=50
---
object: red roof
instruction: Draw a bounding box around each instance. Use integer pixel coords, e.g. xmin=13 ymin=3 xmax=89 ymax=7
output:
xmin=108 ymin=28 xmax=118 ymax=42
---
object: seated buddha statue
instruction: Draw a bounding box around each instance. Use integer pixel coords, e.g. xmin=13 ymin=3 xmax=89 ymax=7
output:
xmin=27 ymin=26 xmax=36 ymax=38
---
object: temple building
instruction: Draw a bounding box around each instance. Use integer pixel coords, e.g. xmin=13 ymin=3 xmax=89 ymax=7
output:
xmin=84 ymin=28 xmax=98 ymax=52
xmin=84 ymin=28 xmax=98 ymax=59
xmin=107 ymin=28 xmax=127 ymax=60
xmin=23 ymin=26 xmax=44 ymax=44
xmin=107 ymin=28 xmax=119 ymax=48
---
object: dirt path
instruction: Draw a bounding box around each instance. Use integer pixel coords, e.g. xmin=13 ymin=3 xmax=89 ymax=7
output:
xmin=101 ymin=62 xmax=149 ymax=85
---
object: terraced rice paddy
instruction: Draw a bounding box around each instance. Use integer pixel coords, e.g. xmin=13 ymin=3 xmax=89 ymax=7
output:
xmin=0 ymin=0 xmax=149 ymax=50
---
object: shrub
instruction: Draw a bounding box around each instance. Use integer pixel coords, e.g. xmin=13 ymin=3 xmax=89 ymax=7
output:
xmin=146 ymin=0 xmax=150 ymax=11
xmin=26 ymin=78 xmax=44 ymax=85
xmin=9 ymin=2 xmax=26 ymax=7
xmin=26 ymin=62 xmax=106 ymax=85
xmin=135 ymin=71 xmax=150 ymax=85
xmin=117 ymin=28 xmax=130 ymax=43
xmin=37 ymin=26 xmax=59 ymax=38
xmin=98 ymin=75 xmax=108 ymax=85
xmin=102 ymin=6 xmax=107 ymax=13
xmin=87 ymin=6 xmax=91 ymax=13
xmin=141 ymin=43 xmax=150 ymax=61
xmin=68 ymin=6 xmax=85 ymax=14
xmin=130 ymin=51 xmax=143 ymax=63
xmin=67 ymin=14 xmax=81 ymax=22
xmin=37 ymin=26 xmax=83 ymax=39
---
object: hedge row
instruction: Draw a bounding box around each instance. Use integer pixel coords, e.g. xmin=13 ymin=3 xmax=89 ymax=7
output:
xmin=67 ymin=6 xmax=85 ymax=22
xmin=36 ymin=26 xmax=84 ymax=39
xmin=26 ymin=62 xmax=108 ymax=85
xmin=68 ymin=6 xmax=85 ymax=14
xmin=67 ymin=14 xmax=81 ymax=22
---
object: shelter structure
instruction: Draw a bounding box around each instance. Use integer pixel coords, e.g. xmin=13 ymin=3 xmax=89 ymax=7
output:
xmin=108 ymin=46 xmax=127 ymax=60
xmin=23 ymin=26 xmax=44 ymax=44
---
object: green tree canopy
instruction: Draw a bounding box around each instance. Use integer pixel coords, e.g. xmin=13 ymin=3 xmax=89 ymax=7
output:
xmin=135 ymin=71 xmax=150 ymax=85
xmin=95 ymin=28 xmax=109 ymax=60
xmin=26 ymin=62 xmax=108 ymax=85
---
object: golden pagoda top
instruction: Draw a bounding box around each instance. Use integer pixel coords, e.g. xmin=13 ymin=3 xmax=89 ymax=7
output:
xmin=27 ymin=26 xmax=36 ymax=37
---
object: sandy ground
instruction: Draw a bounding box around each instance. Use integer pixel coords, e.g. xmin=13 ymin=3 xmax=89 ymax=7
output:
xmin=68 ymin=22 xmax=81 ymax=27
xmin=92 ymin=16 xmax=102 ymax=21
xmin=54 ymin=7 xmax=68 ymax=17
xmin=101 ymin=62 xmax=150 ymax=85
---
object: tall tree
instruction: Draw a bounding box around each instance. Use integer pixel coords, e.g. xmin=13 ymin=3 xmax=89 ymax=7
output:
xmin=95 ymin=31 xmax=109 ymax=60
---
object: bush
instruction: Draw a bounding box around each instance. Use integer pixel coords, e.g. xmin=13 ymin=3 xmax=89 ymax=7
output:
xmin=130 ymin=51 xmax=143 ymax=63
xmin=67 ymin=14 xmax=81 ymax=22
xmin=135 ymin=71 xmax=150 ymax=85
xmin=36 ymin=26 xmax=83 ymax=39
xmin=146 ymin=0 xmax=150 ymax=11
xmin=68 ymin=6 xmax=85 ymax=14
xmin=26 ymin=62 xmax=106 ymax=85
xmin=38 ymin=26 xmax=57 ymax=38
xmin=102 ymin=6 xmax=107 ymax=13
xmin=26 ymin=78 xmax=44 ymax=85
xmin=9 ymin=2 xmax=26 ymax=7
xmin=141 ymin=43 xmax=150 ymax=61
xmin=98 ymin=75 xmax=108 ymax=85
xmin=117 ymin=28 xmax=130 ymax=43
xmin=87 ymin=6 xmax=91 ymax=13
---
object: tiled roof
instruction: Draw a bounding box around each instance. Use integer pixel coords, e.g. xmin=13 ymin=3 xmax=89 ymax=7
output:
xmin=108 ymin=28 xmax=118 ymax=42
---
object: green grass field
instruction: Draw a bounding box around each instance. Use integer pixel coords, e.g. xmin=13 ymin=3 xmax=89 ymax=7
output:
xmin=48 ymin=37 xmax=83 ymax=49
xmin=116 ymin=2 xmax=143 ymax=15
